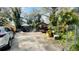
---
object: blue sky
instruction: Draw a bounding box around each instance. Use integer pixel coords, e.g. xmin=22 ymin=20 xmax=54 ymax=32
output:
xmin=22 ymin=7 xmax=38 ymax=14
xmin=21 ymin=7 xmax=39 ymax=17
xmin=22 ymin=8 xmax=33 ymax=13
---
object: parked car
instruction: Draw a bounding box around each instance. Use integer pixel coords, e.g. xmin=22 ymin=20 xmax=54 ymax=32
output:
xmin=0 ymin=26 xmax=14 ymax=50
xmin=21 ymin=24 xmax=32 ymax=32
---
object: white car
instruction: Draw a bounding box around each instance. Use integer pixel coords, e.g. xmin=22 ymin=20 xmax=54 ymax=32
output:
xmin=0 ymin=27 xmax=14 ymax=50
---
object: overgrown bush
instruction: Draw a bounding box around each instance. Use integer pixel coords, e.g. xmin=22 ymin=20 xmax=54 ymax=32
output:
xmin=69 ymin=37 xmax=79 ymax=51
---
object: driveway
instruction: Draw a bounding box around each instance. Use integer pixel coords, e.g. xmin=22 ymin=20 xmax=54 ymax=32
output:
xmin=9 ymin=32 xmax=63 ymax=51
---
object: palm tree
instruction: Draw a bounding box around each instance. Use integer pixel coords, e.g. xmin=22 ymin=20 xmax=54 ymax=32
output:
xmin=10 ymin=7 xmax=21 ymax=29
xmin=0 ymin=7 xmax=21 ymax=32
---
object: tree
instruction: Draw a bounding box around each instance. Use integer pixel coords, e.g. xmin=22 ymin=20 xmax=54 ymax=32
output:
xmin=10 ymin=7 xmax=21 ymax=29
xmin=0 ymin=7 xmax=22 ymax=31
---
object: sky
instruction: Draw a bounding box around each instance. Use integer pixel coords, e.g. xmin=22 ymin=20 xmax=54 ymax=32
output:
xmin=21 ymin=7 xmax=38 ymax=14
xmin=21 ymin=7 xmax=38 ymax=17
xmin=22 ymin=7 xmax=33 ymax=14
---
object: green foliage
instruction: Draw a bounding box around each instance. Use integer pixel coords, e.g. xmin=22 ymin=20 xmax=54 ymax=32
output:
xmin=49 ymin=9 xmax=79 ymax=28
xmin=58 ymin=10 xmax=79 ymax=25
xmin=70 ymin=44 xmax=79 ymax=51
xmin=69 ymin=37 xmax=79 ymax=51
xmin=57 ymin=30 xmax=75 ymax=48
xmin=48 ymin=9 xmax=79 ymax=50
